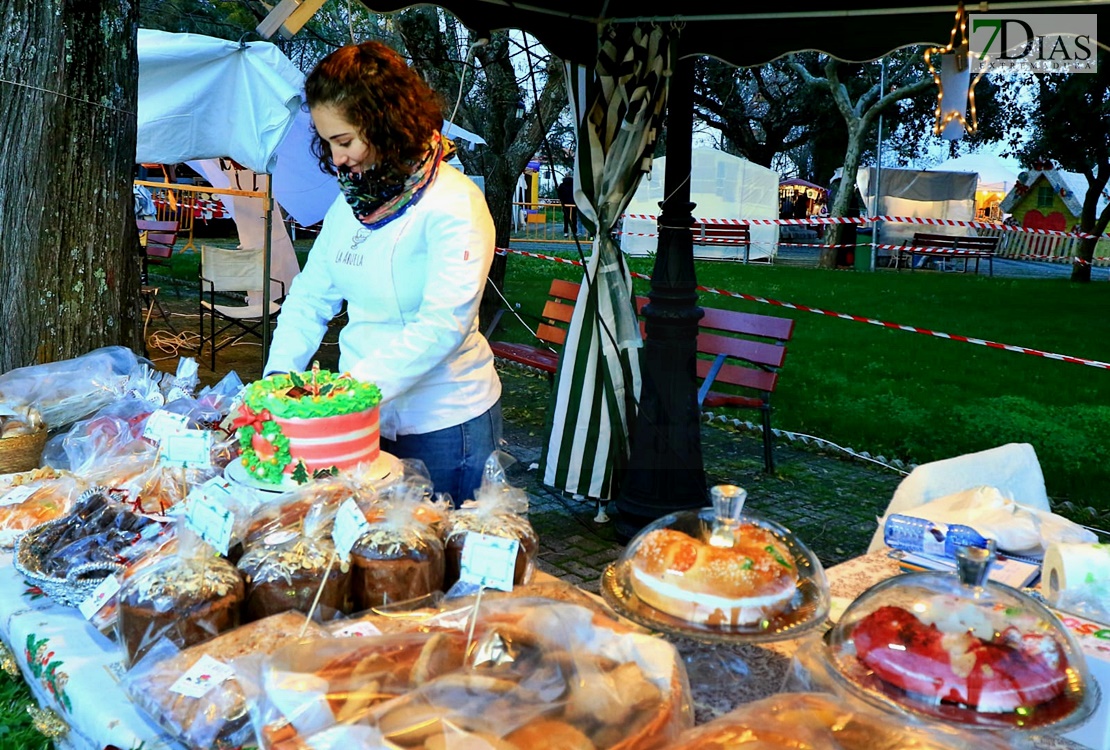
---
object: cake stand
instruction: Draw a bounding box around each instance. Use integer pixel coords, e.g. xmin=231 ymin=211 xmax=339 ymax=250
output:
xmin=600 ymin=485 xmax=831 ymax=724
xmin=224 ymin=450 xmax=403 ymax=494
xmin=600 ymin=484 xmax=831 ymax=645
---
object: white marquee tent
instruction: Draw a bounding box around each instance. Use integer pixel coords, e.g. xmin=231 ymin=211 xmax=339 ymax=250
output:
xmin=621 ymin=150 xmax=779 ymax=261
xmin=857 ymin=167 xmax=977 ymax=245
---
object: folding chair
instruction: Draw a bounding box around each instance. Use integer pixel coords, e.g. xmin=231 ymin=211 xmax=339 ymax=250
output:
xmin=198 ymin=245 xmax=284 ymax=371
xmin=136 ymin=219 xmax=179 ymax=281
xmin=136 ymin=219 xmax=180 ymax=333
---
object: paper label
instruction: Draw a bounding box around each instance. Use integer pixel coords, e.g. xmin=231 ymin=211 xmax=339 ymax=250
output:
xmin=332 ymin=498 xmax=370 ymax=561
xmin=169 ymin=654 xmax=235 ymax=698
xmin=922 ymin=522 xmax=949 ymax=557
xmin=0 ymin=485 xmax=37 ymax=507
xmin=332 ymin=621 xmax=383 ymax=638
xmin=165 ymin=386 xmax=188 ymax=404
xmin=143 ymin=410 xmax=189 ymax=444
xmin=459 ymin=532 xmax=519 ymax=592
xmin=78 ymin=574 xmax=121 ymax=620
xmin=184 ymin=479 xmax=235 ymax=555
xmin=161 ymin=430 xmax=213 ymax=468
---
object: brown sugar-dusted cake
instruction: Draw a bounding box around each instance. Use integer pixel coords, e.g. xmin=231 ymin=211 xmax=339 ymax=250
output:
xmin=349 ymin=508 xmax=445 ymax=610
xmin=117 ymin=554 xmax=245 ymax=666
xmin=238 ymin=531 xmax=351 ymax=621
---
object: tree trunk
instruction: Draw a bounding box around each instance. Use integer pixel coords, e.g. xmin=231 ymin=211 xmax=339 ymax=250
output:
xmin=1069 ymin=180 xmax=1110 ymax=283
xmin=822 ymin=130 xmax=866 ymax=268
xmin=0 ymin=1 xmax=141 ymax=374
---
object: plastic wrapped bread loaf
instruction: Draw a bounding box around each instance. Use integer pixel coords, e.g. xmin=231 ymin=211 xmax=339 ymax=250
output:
xmin=124 ymin=611 xmax=329 ymax=750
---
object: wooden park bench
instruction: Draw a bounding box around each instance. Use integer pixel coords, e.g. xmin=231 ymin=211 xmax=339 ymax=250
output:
xmin=692 ymin=221 xmax=754 ymax=263
xmin=897 ymin=232 xmax=998 ymax=276
xmin=487 ymin=278 xmax=794 ymax=472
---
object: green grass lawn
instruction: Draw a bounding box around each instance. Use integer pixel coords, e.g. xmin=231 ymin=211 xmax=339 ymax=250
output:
xmin=158 ymin=240 xmax=1110 ymax=519
xmin=492 ymin=248 xmax=1110 ymax=519
xmin=0 ymin=672 xmax=49 ymax=749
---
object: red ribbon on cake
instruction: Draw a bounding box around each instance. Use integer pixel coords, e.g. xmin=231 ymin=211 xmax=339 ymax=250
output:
xmin=231 ymin=406 xmax=271 ymax=432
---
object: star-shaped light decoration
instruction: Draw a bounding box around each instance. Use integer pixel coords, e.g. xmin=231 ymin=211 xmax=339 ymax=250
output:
xmin=923 ymin=1 xmax=989 ymax=140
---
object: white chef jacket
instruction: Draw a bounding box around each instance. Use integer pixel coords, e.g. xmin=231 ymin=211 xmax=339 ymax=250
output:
xmin=264 ymin=164 xmax=501 ymax=440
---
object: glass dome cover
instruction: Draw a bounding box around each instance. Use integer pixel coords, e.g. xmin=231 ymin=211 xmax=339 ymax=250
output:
xmin=601 ymin=485 xmax=830 ymax=642
xmin=821 ymin=546 xmax=1098 ymax=732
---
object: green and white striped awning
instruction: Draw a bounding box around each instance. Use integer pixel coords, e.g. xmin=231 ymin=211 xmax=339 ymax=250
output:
xmin=540 ymin=24 xmax=674 ymax=500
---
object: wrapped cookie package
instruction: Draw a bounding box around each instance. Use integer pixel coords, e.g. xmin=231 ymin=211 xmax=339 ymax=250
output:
xmin=659 ymin=692 xmax=1012 ymax=750
xmin=123 ymin=610 xmax=329 ymax=750
xmin=245 ymin=598 xmax=692 ymax=750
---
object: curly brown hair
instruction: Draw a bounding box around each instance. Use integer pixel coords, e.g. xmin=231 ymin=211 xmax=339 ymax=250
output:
xmin=305 ymin=42 xmax=444 ymax=185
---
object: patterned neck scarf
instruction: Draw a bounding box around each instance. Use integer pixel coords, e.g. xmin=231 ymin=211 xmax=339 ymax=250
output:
xmin=337 ymin=132 xmax=455 ymax=230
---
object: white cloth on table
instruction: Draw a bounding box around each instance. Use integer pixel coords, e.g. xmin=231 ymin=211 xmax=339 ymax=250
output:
xmin=0 ymin=550 xmax=184 ymax=749
xmin=867 ymin=442 xmax=1057 ymax=553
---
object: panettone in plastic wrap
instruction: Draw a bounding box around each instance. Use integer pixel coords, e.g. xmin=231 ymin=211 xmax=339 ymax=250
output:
xmin=350 ymin=500 xmax=446 ymax=610
xmin=443 ymin=453 xmax=537 ymax=590
xmin=249 ymin=598 xmax=692 ymax=749
xmin=117 ymin=527 xmax=246 ymax=666
xmin=602 ymin=485 xmax=829 ymax=642
xmin=813 ymin=546 xmax=1098 ymax=732
xmin=238 ymin=500 xmax=352 ymax=622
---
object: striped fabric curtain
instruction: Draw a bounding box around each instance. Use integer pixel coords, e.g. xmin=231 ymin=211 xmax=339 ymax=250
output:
xmin=540 ymin=23 xmax=674 ymax=500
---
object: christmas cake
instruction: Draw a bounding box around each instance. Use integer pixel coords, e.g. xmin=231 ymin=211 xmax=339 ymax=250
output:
xmin=234 ymin=366 xmax=382 ymax=485
xmin=628 ymin=527 xmax=799 ymax=627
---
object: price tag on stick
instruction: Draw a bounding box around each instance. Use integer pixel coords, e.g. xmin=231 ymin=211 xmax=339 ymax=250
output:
xmin=184 ymin=479 xmax=235 ymax=555
xmin=143 ymin=410 xmax=189 ymax=444
xmin=161 ymin=430 xmax=213 ymax=469
xmin=459 ymin=532 xmax=519 ymax=592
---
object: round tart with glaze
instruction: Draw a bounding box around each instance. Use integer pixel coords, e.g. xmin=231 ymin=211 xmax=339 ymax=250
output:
xmin=629 ymin=526 xmax=798 ymax=627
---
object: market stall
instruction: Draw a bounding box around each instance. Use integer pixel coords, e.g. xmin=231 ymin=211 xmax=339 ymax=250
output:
xmin=0 ymin=348 xmax=1106 ymax=750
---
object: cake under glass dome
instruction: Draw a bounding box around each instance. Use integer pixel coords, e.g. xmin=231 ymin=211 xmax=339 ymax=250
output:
xmin=602 ymin=485 xmax=830 ymax=643
xmin=816 ymin=546 xmax=1098 ymax=732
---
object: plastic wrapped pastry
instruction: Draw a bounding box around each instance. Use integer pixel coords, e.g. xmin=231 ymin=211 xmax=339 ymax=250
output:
xmin=124 ymin=610 xmax=329 ymax=750
xmin=252 ymin=599 xmax=691 ymax=750
xmin=117 ymin=526 xmax=245 ymax=666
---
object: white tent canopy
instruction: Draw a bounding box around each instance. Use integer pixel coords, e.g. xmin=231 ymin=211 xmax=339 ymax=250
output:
xmin=621 ymin=150 xmax=779 ymax=261
xmin=858 ymin=167 xmax=977 ymax=244
xmin=137 ymin=29 xmax=302 ymax=175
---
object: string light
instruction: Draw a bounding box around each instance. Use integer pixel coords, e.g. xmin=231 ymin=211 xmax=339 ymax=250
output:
xmin=923 ymin=1 xmax=988 ymax=138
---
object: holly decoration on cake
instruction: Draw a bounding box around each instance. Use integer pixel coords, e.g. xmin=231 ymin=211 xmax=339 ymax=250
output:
xmin=235 ymin=363 xmax=381 ymax=485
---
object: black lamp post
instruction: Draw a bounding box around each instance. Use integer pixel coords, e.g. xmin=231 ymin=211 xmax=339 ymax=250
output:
xmin=615 ymin=52 xmax=707 ymax=537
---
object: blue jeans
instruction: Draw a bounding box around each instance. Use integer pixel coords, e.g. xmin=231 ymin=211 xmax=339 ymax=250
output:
xmin=381 ymin=401 xmax=502 ymax=506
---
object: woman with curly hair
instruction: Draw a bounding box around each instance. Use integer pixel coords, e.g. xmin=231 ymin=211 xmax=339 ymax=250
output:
xmin=265 ymin=42 xmax=501 ymax=504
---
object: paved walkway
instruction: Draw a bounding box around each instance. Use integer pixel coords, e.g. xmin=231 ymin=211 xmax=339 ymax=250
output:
xmin=492 ymin=365 xmax=901 ymax=595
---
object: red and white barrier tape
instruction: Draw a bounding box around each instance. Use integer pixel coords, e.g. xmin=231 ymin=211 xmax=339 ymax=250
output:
xmin=622 ymin=213 xmax=1110 ymax=240
xmin=496 ymin=246 xmax=1110 ymax=370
